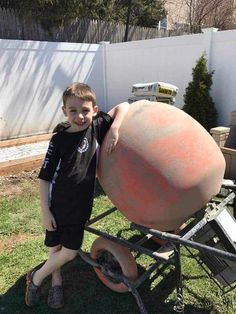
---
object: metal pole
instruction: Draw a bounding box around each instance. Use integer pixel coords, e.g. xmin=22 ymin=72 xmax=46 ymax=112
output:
xmin=173 ymin=245 xmax=185 ymax=313
xmin=132 ymin=223 xmax=236 ymax=262
xmin=124 ymin=0 xmax=132 ymax=42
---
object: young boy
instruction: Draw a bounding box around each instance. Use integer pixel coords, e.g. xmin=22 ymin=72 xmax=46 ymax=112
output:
xmin=25 ymin=82 xmax=129 ymax=309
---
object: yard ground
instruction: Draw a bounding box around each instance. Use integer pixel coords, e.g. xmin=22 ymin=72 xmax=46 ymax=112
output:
xmin=0 ymin=169 xmax=236 ymax=314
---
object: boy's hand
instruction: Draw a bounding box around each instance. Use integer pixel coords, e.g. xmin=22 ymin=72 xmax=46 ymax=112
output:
xmin=106 ymin=102 xmax=129 ymax=154
xmin=41 ymin=210 xmax=57 ymax=231
xmin=105 ymin=127 xmax=119 ymax=154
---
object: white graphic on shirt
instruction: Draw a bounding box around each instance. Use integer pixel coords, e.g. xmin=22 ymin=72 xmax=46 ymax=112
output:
xmin=43 ymin=142 xmax=54 ymax=168
xmin=52 ymin=159 xmax=61 ymax=185
xmin=47 ymin=142 xmax=54 ymax=155
xmin=78 ymin=137 xmax=89 ymax=153
xmin=43 ymin=158 xmax=50 ymax=169
xmin=49 ymin=159 xmax=61 ymax=202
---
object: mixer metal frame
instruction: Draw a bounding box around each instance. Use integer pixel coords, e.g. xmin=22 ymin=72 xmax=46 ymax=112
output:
xmin=78 ymin=182 xmax=236 ymax=314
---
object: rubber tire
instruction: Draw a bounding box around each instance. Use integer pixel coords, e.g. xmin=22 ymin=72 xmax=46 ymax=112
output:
xmin=91 ymin=237 xmax=138 ymax=293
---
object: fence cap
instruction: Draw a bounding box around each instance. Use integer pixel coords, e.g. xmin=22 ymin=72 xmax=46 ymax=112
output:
xmin=202 ymin=27 xmax=219 ymax=33
xmin=210 ymin=126 xmax=230 ymax=134
xmin=99 ymin=41 xmax=110 ymax=45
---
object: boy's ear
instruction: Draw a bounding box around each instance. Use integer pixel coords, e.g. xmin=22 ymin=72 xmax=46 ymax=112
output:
xmin=93 ymin=105 xmax=99 ymax=116
xmin=62 ymin=106 xmax=67 ymax=116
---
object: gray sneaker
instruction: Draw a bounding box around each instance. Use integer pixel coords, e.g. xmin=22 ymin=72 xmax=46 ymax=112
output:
xmin=47 ymin=285 xmax=64 ymax=309
xmin=25 ymin=270 xmax=40 ymax=307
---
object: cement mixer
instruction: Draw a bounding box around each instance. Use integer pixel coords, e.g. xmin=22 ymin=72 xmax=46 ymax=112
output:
xmin=97 ymin=100 xmax=225 ymax=231
xmin=77 ymin=102 xmax=236 ymax=312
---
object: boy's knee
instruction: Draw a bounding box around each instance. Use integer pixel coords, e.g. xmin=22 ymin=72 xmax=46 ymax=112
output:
xmin=61 ymin=248 xmax=77 ymax=262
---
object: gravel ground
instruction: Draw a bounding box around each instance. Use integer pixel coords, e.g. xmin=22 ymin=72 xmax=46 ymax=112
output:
xmin=0 ymin=141 xmax=49 ymax=162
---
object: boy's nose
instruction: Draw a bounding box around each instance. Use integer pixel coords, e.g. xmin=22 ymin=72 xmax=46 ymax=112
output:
xmin=78 ymin=113 xmax=84 ymax=119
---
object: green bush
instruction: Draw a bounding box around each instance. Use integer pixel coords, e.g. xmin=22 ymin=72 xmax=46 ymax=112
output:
xmin=182 ymin=55 xmax=217 ymax=132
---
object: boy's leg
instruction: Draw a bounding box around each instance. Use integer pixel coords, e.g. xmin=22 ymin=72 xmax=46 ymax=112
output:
xmin=49 ymin=245 xmax=62 ymax=287
xmin=32 ymin=246 xmax=78 ymax=286
xmin=25 ymin=246 xmax=76 ymax=307
xmin=25 ymin=245 xmax=62 ymax=307
xmin=48 ymin=246 xmax=64 ymax=309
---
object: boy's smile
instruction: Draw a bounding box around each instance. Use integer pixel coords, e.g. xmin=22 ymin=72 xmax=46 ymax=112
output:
xmin=62 ymin=97 xmax=98 ymax=132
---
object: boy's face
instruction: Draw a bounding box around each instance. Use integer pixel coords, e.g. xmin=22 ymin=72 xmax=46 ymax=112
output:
xmin=62 ymin=96 xmax=98 ymax=132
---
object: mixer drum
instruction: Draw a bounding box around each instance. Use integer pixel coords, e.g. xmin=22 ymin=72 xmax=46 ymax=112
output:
xmin=98 ymin=101 xmax=225 ymax=231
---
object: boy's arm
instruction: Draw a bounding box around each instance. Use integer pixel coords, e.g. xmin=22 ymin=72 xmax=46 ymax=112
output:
xmin=39 ymin=179 xmax=57 ymax=231
xmin=105 ymin=102 xmax=130 ymax=153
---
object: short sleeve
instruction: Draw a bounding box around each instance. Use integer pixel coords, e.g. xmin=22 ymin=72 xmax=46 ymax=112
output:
xmin=93 ymin=111 xmax=113 ymax=145
xmin=38 ymin=135 xmax=60 ymax=182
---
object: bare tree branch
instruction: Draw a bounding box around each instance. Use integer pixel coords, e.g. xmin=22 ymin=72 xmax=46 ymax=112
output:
xmin=183 ymin=0 xmax=235 ymax=32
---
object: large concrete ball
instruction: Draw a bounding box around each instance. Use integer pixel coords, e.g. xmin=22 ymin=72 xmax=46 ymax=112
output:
xmin=98 ymin=101 xmax=225 ymax=231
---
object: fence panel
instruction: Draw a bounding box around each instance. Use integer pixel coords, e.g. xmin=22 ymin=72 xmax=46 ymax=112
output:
xmin=0 ymin=8 xmax=185 ymax=43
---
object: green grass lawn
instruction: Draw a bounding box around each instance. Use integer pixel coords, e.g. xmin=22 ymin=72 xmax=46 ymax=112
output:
xmin=0 ymin=171 xmax=235 ymax=314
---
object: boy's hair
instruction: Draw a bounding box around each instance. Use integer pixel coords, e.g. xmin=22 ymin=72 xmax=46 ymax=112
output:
xmin=63 ymin=82 xmax=97 ymax=107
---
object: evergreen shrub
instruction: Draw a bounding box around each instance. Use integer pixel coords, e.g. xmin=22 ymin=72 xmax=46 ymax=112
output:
xmin=182 ymin=55 xmax=217 ymax=132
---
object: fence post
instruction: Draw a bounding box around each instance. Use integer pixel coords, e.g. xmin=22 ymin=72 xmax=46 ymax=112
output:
xmin=202 ymin=27 xmax=218 ymax=71
xmin=210 ymin=126 xmax=230 ymax=147
xmin=99 ymin=41 xmax=110 ymax=112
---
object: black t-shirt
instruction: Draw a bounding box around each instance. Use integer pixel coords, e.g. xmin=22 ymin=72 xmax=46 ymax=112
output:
xmin=38 ymin=111 xmax=113 ymax=225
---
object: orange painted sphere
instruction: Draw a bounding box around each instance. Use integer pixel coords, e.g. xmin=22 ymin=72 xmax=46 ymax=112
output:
xmin=98 ymin=101 xmax=225 ymax=231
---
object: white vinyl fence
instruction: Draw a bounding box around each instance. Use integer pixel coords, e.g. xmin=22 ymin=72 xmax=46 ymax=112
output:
xmin=0 ymin=28 xmax=236 ymax=140
xmin=104 ymin=28 xmax=236 ymax=127
xmin=0 ymin=40 xmax=105 ymax=140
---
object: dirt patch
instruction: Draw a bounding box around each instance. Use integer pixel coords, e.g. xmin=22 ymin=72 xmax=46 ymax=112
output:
xmin=0 ymin=184 xmax=23 ymax=197
xmin=0 ymin=233 xmax=41 ymax=253
xmin=0 ymin=168 xmax=42 ymax=253
xmin=0 ymin=168 xmax=40 ymax=197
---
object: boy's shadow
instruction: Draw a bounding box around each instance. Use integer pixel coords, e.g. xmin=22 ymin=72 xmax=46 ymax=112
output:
xmin=0 ymin=258 xmax=139 ymax=314
xmin=0 ymin=235 xmax=218 ymax=314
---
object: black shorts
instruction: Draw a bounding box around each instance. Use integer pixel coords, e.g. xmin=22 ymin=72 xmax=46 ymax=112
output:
xmin=44 ymin=224 xmax=85 ymax=250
